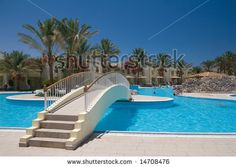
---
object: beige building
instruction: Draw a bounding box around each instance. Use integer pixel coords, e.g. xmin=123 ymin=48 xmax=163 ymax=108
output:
xmin=124 ymin=65 xmax=190 ymax=85
xmin=0 ymin=69 xmax=42 ymax=90
xmin=0 ymin=52 xmax=42 ymax=90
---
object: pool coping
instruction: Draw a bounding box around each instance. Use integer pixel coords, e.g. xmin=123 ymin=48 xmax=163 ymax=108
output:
xmin=6 ymin=95 xmax=45 ymax=101
xmin=3 ymin=91 xmax=236 ymax=102
xmin=179 ymin=93 xmax=236 ymax=101
xmin=0 ymin=91 xmax=32 ymax=94
xmin=1 ymin=128 xmax=236 ymax=137
xmin=94 ymin=130 xmax=236 ymax=136
xmin=5 ymin=93 xmax=174 ymax=103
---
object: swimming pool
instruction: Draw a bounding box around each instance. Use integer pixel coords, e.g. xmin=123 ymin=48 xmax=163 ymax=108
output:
xmin=0 ymin=93 xmax=44 ymax=128
xmin=95 ymin=87 xmax=236 ymax=133
xmin=1 ymin=90 xmax=236 ymax=133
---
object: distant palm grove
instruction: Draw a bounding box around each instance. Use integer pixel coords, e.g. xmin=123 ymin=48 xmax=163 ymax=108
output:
xmin=194 ymin=51 xmax=236 ymax=75
xmin=0 ymin=17 xmax=235 ymax=90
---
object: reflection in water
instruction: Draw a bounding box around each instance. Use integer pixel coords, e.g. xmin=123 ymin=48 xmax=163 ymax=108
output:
xmin=96 ymin=106 xmax=138 ymax=131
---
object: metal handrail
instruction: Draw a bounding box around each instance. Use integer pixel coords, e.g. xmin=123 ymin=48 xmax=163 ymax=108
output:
xmin=84 ymin=72 xmax=114 ymax=91
xmin=84 ymin=72 xmax=130 ymax=111
xmin=44 ymin=71 xmax=99 ymax=111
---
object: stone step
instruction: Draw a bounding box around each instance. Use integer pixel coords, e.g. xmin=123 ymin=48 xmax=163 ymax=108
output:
xmin=35 ymin=129 xmax=71 ymax=139
xmin=28 ymin=137 xmax=66 ymax=149
xmin=45 ymin=114 xmax=78 ymax=122
xmin=40 ymin=120 xmax=75 ymax=130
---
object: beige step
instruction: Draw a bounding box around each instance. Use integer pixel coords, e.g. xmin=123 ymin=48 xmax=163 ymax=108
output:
xmin=40 ymin=120 xmax=75 ymax=130
xmin=28 ymin=137 xmax=66 ymax=149
xmin=35 ymin=129 xmax=71 ymax=139
xmin=45 ymin=114 xmax=78 ymax=122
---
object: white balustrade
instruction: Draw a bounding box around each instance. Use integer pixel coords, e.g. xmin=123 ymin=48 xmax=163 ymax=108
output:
xmin=44 ymin=72 xmax=99 ymax=111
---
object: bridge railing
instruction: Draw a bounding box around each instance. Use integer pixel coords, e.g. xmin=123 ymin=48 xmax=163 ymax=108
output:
xmin=84 ymin=72 xmax=130 ymax=111
xmin=44 ymin=72 xmax=99 ymax=111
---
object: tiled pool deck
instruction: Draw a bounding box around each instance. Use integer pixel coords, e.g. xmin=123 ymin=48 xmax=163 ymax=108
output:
xmin=0 ymin=130 xmax=236 ymax=156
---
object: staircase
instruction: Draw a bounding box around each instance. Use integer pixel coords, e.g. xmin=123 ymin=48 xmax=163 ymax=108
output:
xmin=27 ymin=114 xmax=78 ymax=149
xmin=19 ymin=72 xmax=130 ymax=150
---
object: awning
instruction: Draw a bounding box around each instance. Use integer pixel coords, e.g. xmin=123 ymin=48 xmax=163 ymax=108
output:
xmin=126 ymin=75 xmax=135 ymax=79
xmin=155 ymin=76 xmax=164 ymax=79
xmin=171 ymin=76 xmax=180 ymax=79
xmin=138 ymin=76 xmax=147 ymax=79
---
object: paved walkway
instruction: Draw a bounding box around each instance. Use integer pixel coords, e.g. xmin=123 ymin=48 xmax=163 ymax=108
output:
xmin=132 ymin=95 xmax=173 ymax=102
xmin=181 ymin=93 xmax=236 ymax=101
xmin=6 ymin=94 xmax=45 ymax=101
xmin=0 ymin=130 xmax=236 ymax=156
xmin=54 ymin=90 xmax=102 ymax=115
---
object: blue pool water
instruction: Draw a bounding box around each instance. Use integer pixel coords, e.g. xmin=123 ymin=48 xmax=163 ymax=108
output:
xmin=95 ymin=87 xmax=236 ymax=133
xmin=138 ymin=86 xmax=174 ymax=97
xmin=0 ymin=93 xmax=44 ymax=128
xmin=1 ymin=90 xmax=236 ymax=132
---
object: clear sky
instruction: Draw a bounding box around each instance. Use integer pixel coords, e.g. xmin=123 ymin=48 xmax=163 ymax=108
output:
xmin=0 ymin=0 xmax=235 ymax=65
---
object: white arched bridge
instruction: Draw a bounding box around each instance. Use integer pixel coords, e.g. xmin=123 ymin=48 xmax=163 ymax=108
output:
xmin=19 ymin=72 xmax=130 ymax=150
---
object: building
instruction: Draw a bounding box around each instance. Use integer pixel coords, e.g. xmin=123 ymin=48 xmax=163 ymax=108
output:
xmin=123 ymin=65 xmax=190 ymax=85
xmin=0 ymin=52 xmax=42 ymax=90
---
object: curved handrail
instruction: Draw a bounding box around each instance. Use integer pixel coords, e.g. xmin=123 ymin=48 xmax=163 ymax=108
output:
xmin=45 ymin=71 xmax=89 ymax=91
xmin=84 ymin=72 xmax=117 ymax=91
xmin=84 ymin=72 xmax=130 ymax=111
xmin=44 ymin=71 xmax=99 ymax=111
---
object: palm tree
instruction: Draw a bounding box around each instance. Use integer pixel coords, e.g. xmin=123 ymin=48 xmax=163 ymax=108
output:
xmin=233 ymin=52 xmax=236 ymax=75
xmin=156 ymin=53 xmax=171 ymax=77
xmin=96 ymin=38 xmax=120 ymax=73
xmin=201 ymin=60 xmax=215 ymax=72
xmin=214 ymin=51 xmax=236 ymax=75
xmin=77 ymin=39 xmax=92 ymax=71
xmin=176 ymin=60 xmax=192 ymax=83
xmin=131 ymin=48 xmax=146 ymax=84
xmin=0 ymin=51 xmax=30 ymax=90
xmin=215 ymin=55 xmax=227 ymax=73
xmin=18 ymin=18 xmax=59 ymax=84
xmin=191 ymin=66 xmax=202 ymax=74
xmin=56 ymin=18 xmax=96 ymax=74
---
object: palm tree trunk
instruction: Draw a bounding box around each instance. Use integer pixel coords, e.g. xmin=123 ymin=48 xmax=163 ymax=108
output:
xmin=16 ymin=78 xmax=20 ymax=91
xmin=49 ymin=64 xmax=54 ymax=84
xmin=102 ymin=54 xmax=107 ymax=73
xmin=42 ymin=64 xmax=49 ymax=81
xmin=48 ymin=49 xmax=54 ymax=85
xmin=137 ymin=64 xmax=140 ymax=85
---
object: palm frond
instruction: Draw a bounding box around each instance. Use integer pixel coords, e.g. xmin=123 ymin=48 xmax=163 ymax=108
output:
xmin=22 ymin=24 xmax=43 ymax=42
xmin=18 ymin=33 xmax=44 ymax=52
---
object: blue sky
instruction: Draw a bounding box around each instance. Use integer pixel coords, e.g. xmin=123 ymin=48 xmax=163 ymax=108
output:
xmin=0 ymin=0 xmax=235 ymax=65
